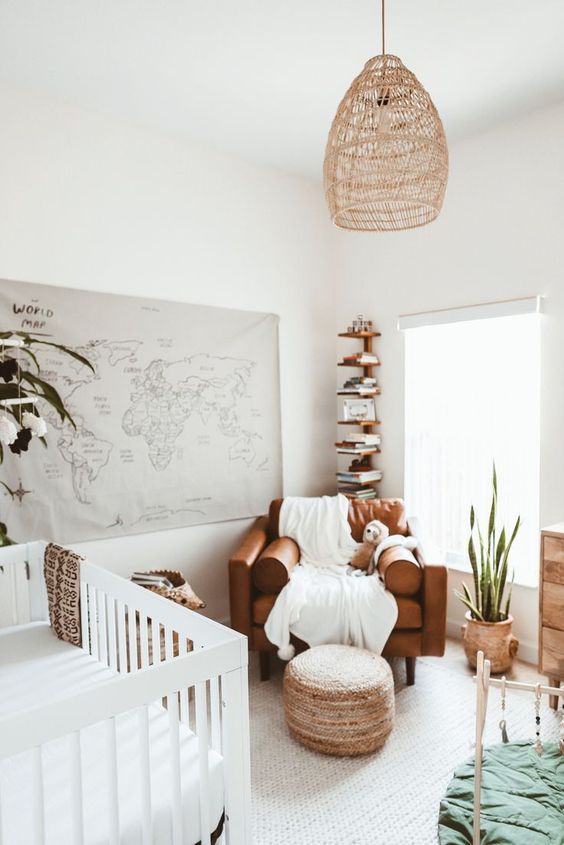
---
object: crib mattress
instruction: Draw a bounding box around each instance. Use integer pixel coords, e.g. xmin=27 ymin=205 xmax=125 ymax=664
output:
xmin=438 ymin=741 xmax=564 ymax=844
xmin=0 ymin=622 xmax=224 ymax=844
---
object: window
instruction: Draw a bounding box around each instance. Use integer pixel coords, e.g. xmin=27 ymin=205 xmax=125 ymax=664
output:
xmin=403 ymin=302 xmax=541 ymax=587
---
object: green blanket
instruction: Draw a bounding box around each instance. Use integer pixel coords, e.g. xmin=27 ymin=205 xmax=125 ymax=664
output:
xmin=439 ymin=741 xmax=564 ymax=844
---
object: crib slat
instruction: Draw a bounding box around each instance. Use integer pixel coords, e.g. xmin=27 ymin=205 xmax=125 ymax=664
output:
xmin=88 ymin=585 xmax=99 ymax=661
xmin=106 ymin=717 xmax=120 ymax=845
xmin=195 ymin=682 xmax=211 ymax=845
xmin=210 ymin=676 xmax=221 ymax=753
xmin=168 ymin=691 xmax=183 ymax=845
xmin=164 ymin=626 xmax=173 ymax=661
xmin=150 ymin=619 xmax=161 ymax=666
xmin=221 ymin=668 xmax=251 ymax=845
xmin=99 ymin=592 xmax=108 ymax=666
xmin=139 ymin=613 xmax=150 ymax=670
xmin=163 ymin=627 xmax=174 ymax=707
xmin=138 ymin=705 xmax=153 ymax=845
xmin=178 ymin=636 xmax=189 ymax=726
xmin=116 ymin=601 xmax=127 ymax=673
xmin=32 ymin=745 xmax=45 ymax=845
xmin=127 ymin=606 xmax=138 ymax=673
xmin=0 ymin=781 xmax=4 ymax=845
xmin=71 ymin=731 xmax=84 ymax=844
xmin=107 ymin=596 xmax=118 ymax=671
xmin=9 ymin=565 xmax=18 ymax=626
xmin=80 ymin=580 xmax=89 ymax=654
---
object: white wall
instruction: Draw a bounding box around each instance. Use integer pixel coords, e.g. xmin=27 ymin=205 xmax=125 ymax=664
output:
xmin=335 ymin=101 xmax=564 ymax=662
xmin=0 ymin=84 xmax=337 ymax=623
xmin=3 ymin=80 xmax=561 ymax=657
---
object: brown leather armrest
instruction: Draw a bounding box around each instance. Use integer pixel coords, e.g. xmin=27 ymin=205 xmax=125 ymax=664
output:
xmin=421 ymin=564 xmax=447 ymax=656
xmin=229 ymin=516 xmax=269 ymax=636
xmin=253 ymin=536 xmax=300 ymax=593
xmin=377 ymin=545 xmax=422 ymax=596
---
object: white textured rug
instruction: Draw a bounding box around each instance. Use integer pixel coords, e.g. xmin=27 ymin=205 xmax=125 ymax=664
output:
xmin=249 ymin=654 xmax=561 ymax=845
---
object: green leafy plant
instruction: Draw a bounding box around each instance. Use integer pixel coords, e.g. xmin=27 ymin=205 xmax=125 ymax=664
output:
xmin=455 ymin=464 xmax=521 ymax=623
xmin=0 ymin=331 xmax=94 ymax=545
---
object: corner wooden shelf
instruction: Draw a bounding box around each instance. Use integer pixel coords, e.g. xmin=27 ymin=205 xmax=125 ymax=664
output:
xmin=337 ymin=361 xmax=381 ymax=368
xmin=338 ymin=331 xmax=381 ymax=338
xmin=337 ymin=389 xmax=381 ymax=396
xmin=336 ymin=322 xmax=382 ymax=502
xmin=337 ymin=420 xmax=381 ymax=426
xmin=336 ymin=448 xmax=381 ymax=456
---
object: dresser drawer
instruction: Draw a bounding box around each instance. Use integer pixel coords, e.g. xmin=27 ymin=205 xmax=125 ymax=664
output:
xmin=541 ymin=627 xmax=564 ymax=676
xmin=542 ymin=581 xmax=564 ymax=630
xmin=543 ymin=537 xmax=564 ymax=584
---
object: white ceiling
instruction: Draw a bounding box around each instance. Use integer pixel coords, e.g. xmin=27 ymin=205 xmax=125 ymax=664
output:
xmin=0 ymin=1 xmax=562 ymax=179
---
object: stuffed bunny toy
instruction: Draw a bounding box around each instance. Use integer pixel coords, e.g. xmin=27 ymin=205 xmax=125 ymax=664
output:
xmin=350 ymin=519 xmax=390 ymax=571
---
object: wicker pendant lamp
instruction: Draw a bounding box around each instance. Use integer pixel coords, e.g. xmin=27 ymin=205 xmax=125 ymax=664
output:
xmin=324 ymin=0 xmax=448 ymax=232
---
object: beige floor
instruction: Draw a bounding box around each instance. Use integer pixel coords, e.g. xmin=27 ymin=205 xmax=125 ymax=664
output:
xmin=250 ymin=636 xmax=557 ymax=845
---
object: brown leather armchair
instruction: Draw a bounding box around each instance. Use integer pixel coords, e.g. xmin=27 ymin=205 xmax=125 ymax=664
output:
xmin=229 ymin=497 xmax=447 ymax=684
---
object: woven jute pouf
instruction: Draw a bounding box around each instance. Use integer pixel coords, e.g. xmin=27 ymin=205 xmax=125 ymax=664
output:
xmin=283 ymin=644 xmax=394 ymax=756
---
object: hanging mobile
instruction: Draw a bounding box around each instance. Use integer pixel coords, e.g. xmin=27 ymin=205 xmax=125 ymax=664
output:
xmin=534 ymin=682 xmax=544 ymax=756
xmin=499 ymin=675 xmax=509 ymax=744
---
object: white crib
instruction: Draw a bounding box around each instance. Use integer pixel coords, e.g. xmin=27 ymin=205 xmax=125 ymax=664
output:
xmin=0 ymin=542 xmax=251 ymax=845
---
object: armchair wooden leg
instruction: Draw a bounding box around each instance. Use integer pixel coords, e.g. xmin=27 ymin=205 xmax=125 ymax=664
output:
xmin=406 ymin=656 xmax=416 ymax=686
xmin=259 ymin=651 xmax=271 ymax=682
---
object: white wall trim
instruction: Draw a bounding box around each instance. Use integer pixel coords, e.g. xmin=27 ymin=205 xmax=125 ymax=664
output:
xmin=397 ymin=296 xmax=542 ymax=331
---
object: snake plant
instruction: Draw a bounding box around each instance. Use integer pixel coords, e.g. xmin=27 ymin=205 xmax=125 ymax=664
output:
xmin=0 ymin=331 xmax=94 ymax=545
xmin=455 ymin=464 xmax=521 ymax=623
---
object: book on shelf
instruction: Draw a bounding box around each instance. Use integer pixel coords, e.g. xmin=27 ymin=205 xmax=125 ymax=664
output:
xmin=344 ymin=433 xmax=381 ymax=445
xmin=335 ymin=444 xmax=380 ymax=454
xmin=342 ymin=352 xmax=380 ymax=365
xmin=347 ymin=376 xmax=377 ymax=384
xmin=337 ymin=470 xmax=383 ymax=483
xmin=338 ymin=386 xmax=378 ymax=395
xmin=339 ymin=488 xmax=378 ymax=500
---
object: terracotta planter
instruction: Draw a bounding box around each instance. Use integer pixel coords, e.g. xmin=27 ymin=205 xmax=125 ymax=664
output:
xmin=461 ymin=612 xmax=519 ymax=674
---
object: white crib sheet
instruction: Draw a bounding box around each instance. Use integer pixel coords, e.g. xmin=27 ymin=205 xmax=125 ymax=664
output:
xmin=0 ymin=622 xmax=224 ymax=844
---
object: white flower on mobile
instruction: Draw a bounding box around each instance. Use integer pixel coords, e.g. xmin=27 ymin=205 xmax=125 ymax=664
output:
xmin=0 ymin=416 xmax=17 ymax=445
xmin=22 ymin=411 xmax=47 ymax=437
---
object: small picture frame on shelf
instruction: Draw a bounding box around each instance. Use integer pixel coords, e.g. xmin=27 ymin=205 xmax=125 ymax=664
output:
xmin=342 ymin=397 xmax=376 ymax=422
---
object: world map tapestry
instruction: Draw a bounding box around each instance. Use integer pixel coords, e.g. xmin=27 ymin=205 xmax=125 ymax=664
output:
xmin=0 ymin=279 xmax=282 ymax=542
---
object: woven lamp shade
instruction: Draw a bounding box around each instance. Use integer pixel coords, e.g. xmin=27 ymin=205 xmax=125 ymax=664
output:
xmin=324 ymin=54 xmax=448 ymax=232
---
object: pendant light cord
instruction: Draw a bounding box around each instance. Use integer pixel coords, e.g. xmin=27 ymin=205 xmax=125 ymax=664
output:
xmin=381 ymin=0 xmax=385 ymax=55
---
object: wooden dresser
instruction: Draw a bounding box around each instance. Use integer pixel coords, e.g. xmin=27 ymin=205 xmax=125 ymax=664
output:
xmin=540 ymin=524 xmax=564 ymax=708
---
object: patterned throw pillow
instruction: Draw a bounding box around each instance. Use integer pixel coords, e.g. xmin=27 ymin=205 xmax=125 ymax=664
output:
xmin=44 ymin=543 xmax=82 ymax=647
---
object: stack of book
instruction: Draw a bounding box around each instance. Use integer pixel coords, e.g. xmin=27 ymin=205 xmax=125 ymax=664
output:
xmin=335 ymin=442 xmax=380 ymax=455
xmin=339 ymin=375 xmax=379 ymax=395
xmin=340 ymin=487 xmax=379 ymax=501
xmin=337 ymin=468 xmax=383 ymax=499
xmin=341 ymin=351 xmax=380 ymax=366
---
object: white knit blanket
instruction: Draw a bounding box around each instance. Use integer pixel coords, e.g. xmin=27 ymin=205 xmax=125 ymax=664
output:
xmin=264 ymin=494 xmax=398 ymax=660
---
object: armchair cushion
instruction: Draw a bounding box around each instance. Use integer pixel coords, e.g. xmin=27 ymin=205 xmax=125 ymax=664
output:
xmin=252 ymin=593 xmax=422 ymax=629
xmin=377 ymin=545 xmax=422 ymax=597
xmin=252 ymin=537 xmax=300 ymax=593
xmin=347 ymin=498 xmax=408 ymax=541
xmin=268 ymin=496 xmax=408 ymax=540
